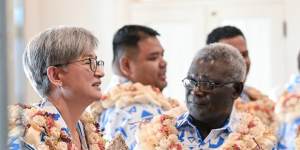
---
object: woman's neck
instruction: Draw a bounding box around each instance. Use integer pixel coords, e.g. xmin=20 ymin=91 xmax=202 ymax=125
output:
xmin=46 ymin=95 xmax=88 ymax=148
xmin=48 ymin=97 xmax=85 ymax=125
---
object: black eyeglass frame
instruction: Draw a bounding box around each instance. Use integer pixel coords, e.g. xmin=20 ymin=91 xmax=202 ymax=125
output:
xmin=52 ymin=57 xmax=104 ymax=73
xmin=182 ymin=77 xmax=243 ymax=92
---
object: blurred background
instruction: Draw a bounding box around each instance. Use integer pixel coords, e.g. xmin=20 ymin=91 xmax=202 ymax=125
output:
xmin=1 ymin=0 xmax=300 ymax=146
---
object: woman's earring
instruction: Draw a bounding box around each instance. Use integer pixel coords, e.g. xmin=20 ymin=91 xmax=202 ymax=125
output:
xmin=58 ymin=82 xmax=63 ymax=88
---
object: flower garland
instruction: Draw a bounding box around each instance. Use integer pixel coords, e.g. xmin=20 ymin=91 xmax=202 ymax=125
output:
xmin=220 ymin=98 xmax=277 ymax=150
xmin=135 ymin=98 xmax=277 ymax=150
xmin=88 ymin=82 xmax=186 ymax=150
xmin=8 ymin=104 xmax=105 ymax=150
xmin=80 ymin=111 xmax=106 ymax=150
xmin=276 ymin=93 xmax=300 ymax=122
xmin=90 ymin=82 xmax=183 ymax=120
xmin=135 ymin=114 xmax=183 ymax=150
xmin=276 ymin=93 xmax=300 ymax=150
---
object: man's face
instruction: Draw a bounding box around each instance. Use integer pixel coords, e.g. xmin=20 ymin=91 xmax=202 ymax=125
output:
xmin=185 ymin=60 xmax=236 ymax=123
xmin=128 ymin=37 xmax=167 ymax=91
xmin=219 ymin=35 xmax=251 ymax=76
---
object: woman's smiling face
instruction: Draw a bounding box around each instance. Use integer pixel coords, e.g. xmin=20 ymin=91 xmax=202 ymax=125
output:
xmin=59 ymin=51 xmax=104 ymax=103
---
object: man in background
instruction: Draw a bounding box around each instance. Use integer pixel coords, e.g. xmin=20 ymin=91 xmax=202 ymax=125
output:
xmin=97 ymin=25 xmax=169 ymax=149
xmin=206 ymin=25 xmax=266 ymax=101
xmin=277 ymin=50 xmax=300 ymax=150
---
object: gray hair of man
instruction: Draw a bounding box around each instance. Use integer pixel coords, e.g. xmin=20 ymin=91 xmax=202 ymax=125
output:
xmin=23 ymin=26 xmax=99 ymax=98
xmin=193 ymin=43 xmax=246 ymax=82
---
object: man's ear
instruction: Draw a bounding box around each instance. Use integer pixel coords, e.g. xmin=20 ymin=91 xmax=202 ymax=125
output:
xmin=119 ymin=56 xmax=131 ymax=77
xmin=47 ymin=66 xmax=63 ymax=87
xmin=232 ymin=82 xmax=244 ymax=99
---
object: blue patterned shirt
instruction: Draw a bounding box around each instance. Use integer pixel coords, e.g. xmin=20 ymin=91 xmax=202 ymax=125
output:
xmin=276 ymin=74 xmax=300 ymax=150
xmin=175 ymin=112 xmax=232 ymax=150
xmin=100 ymin=103 xmax=164 ymax=150
xmin=277 ymin=116 xmax=300 ymax=149
xmin=285 ymin=74 xmax=300 ymax=93
xmin=240 ymin=89 xmax=251 ymax=102
xmin=100 ymin=75 xmax=166 ymax=150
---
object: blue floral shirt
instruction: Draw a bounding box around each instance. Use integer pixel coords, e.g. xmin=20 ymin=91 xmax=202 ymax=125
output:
xmin=175 ymin=112 xmax=232 ymax=149
xmin=99 ymin=75 xmax=166 ymax=150
xmin=285 ymin=74 xmax=300 ymax=93
xmin=276 ymin=74 xmax=300 ymax=150
xmin=277 ymin=118 xmax=300 ymax=150
xmin=8 ymin=100 xmax=89 ymax=150
xmin=240 ymin=89 xmax=251 ymax=102
xmin=100 ymin=103 xmax=164 ymax=150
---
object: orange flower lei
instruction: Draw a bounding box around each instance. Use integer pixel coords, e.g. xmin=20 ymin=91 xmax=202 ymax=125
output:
xmin=8 ymin=104 xmax=105 ymax=150
xmin=136 ymin=114 xmax=183 ymax=150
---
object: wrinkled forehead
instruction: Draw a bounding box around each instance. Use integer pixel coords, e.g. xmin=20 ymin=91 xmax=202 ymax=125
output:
xmin=188 ymin=59 xmax=232 ymax=81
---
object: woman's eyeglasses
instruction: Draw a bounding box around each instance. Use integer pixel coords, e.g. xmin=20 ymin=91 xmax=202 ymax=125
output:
xmin=53 ymin=57 xmax=104 ymax=73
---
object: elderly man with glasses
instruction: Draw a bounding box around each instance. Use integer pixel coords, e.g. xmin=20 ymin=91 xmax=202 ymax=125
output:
xmin=176 ymin=43 xmax=246 ymax=149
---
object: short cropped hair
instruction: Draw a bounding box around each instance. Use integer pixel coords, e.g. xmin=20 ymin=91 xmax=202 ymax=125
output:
xmin=206 ymin=26 xmax=245 ymax=44
xmin=112 ymin=25 xmax=160 ymax=73
xmin=23 ymin=26 xmax=99 ymax=98
xmin=193 ymin=43 xmax=246 ymax=82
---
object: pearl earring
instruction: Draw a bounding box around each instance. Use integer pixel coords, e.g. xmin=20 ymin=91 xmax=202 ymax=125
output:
xmin=58 ymin=82 xmax=63 ymax=88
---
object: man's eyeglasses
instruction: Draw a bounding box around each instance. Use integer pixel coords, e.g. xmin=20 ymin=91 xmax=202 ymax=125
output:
xmin=182 ymin=77 xmax=242 ymax=92
xmin=53 ymin=57 xmax=104 ymax=73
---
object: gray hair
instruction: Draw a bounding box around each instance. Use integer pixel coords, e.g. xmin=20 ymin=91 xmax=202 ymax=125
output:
xmin=23 ymin=26 xmax=99 ymax=98
xmin=193 ymin=43 xmax=246 ymax=82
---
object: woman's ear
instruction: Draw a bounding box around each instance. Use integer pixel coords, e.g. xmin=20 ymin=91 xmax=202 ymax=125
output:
xmin=47 ymin=66 xmax=63 ymax=87
xmin=119 ymin=56 xmax=131 ymax=78
xmin=232 ymin=82 xmax=244 ymax=99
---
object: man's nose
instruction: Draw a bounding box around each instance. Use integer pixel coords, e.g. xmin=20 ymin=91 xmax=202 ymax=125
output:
xmin=159 ymin=58 xmax=167 ymax=68
xmin=191 ymin=87 xmax=206 ymax=96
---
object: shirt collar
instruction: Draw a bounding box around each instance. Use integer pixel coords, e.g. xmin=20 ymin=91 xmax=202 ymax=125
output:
xmin=240 ymin=90 xmax=250 ymax=102
xmin=176 ymin=112 xmax=233 ymax=133
xmin=35 ymin=100 xmax=69 ymax=131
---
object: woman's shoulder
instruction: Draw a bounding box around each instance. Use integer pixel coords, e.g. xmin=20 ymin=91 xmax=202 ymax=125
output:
xmin=8 ymin=103 xmax=74 ymax=149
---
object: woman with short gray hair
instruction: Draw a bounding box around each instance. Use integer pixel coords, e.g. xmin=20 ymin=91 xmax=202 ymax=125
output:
xmin=9 ymin=26 xmax=106 ymax=149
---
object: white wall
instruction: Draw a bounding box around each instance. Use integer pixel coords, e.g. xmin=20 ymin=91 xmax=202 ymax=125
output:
xmin=285 ymin=0 xmax=300 ymax=76
xmin=20 ymin=0 xmax=300 ymax=103
xmin=127 ymin=0 xmax=290 ymax=100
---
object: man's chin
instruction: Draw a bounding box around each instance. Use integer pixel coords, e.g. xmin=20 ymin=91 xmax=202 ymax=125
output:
xmin=158 ymin=81 xmax=167 ymax=91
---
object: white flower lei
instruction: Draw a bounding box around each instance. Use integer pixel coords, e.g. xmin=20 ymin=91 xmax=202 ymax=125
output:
xmin=276 ymin=93 xmax=300 ymax=150
xmin=90 ymin=82 xmax=182 ymax=120
xmin=134 ymin=98 xmax=277 ymax=150
xmin=88 ymin=82 xmax=186 ymax=150
xmin=8 ymin=104 xmax=106 ymax=150
xmin=136 ymin=114 xmax=183 ymax=150
xmin=220 ymin=98 xmax=277 ymax=150
xmin=276 ymin=93 xmax=300 ymax=122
